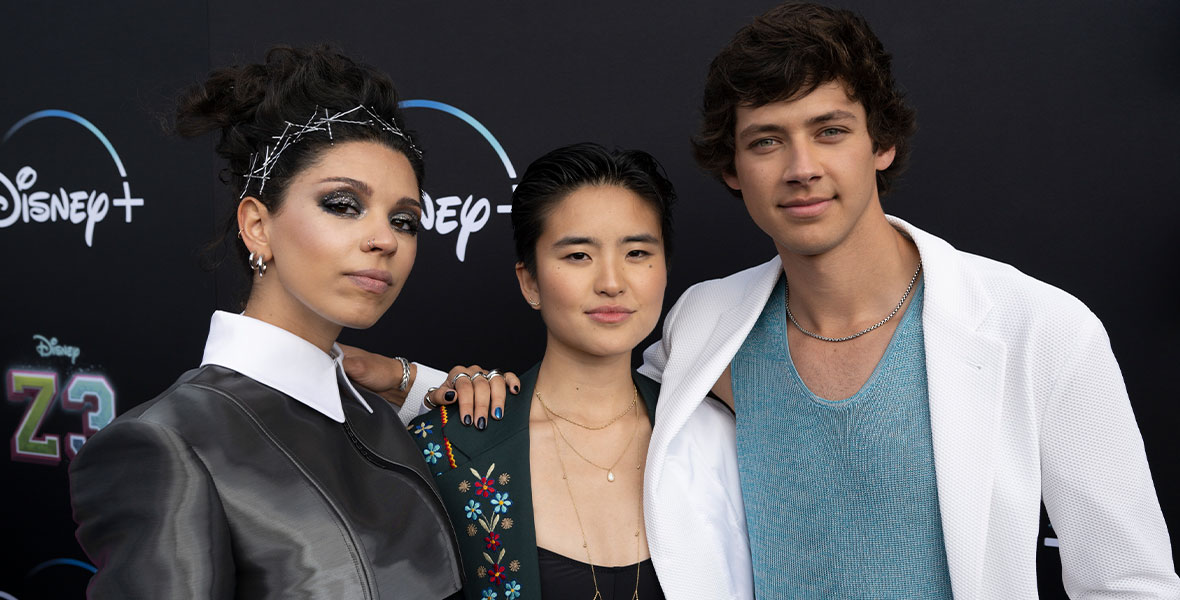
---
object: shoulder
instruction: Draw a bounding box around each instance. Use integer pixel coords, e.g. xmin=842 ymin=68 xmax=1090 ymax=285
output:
xmin=953 ymin=249 xmax=1100 ymax=330
xmin=677 ymin=257 xmax=779 ymax=304
xmin=665 ymin=257 xmax=780 ymax=326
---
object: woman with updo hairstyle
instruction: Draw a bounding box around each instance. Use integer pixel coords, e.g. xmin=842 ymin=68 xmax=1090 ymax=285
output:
xmin=406 ymin=143 xmax=675 ymax=600
xmin=68 ymin=46 xmax=463 ymax=599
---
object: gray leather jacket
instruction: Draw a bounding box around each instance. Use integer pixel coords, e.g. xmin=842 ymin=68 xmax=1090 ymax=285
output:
xmin=69 ymin=364 xmax=463 ymax=599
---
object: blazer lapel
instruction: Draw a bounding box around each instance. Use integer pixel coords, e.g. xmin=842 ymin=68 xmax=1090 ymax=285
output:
xmin=894 ymin=216 xmax=1005 ymax=600
xmin=648 ymin=257 xmax=783 ymax=491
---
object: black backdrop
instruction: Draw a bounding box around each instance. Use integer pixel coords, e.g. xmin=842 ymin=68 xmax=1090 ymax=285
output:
xmin=2 ymin=1 xmax=1177 ymax=598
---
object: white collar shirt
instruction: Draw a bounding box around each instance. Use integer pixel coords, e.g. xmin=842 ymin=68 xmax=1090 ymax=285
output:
xmin=200 ymin=311 xmax=372 ymax=423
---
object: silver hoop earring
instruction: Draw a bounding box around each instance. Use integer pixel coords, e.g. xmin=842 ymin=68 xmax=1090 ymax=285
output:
xmin=248 ymin=251 xmax=267 ymax=277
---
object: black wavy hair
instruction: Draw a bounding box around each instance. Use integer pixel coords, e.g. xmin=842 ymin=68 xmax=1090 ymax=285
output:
xmin=175 ymin=45 xmax=422 ymax=274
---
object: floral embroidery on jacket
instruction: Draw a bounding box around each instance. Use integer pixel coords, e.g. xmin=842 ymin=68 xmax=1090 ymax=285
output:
xmin=458 ymin=463 xmax=521 ymax=596
xmin=423 ymin=442 xmax=442 ymax=464
xmin=474 ymin=476 xmax=496 ymax=497
xmin=490 ymin=492 xmax=512 ymax=514
xmin=410 ymin=421 xmax=433 ymax=438
xmin=504 ymin=580 xmax=522 ymax=599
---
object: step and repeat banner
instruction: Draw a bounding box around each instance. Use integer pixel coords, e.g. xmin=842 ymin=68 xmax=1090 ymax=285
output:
xmin=3 ymin=1 xmax=1177 ymax=597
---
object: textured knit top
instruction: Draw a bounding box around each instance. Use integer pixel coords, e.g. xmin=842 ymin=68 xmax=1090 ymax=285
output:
xmin=731 ymin=277 xmax=954 ymax=599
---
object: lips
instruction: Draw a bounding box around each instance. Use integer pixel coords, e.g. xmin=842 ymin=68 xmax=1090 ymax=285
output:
xmin=779 ymin=196 xmax=833 ymax=218
xmin=586 ymin=305 xmax=635 ymax=324
xmin=346 ymin=269 xmax=394 ymax=294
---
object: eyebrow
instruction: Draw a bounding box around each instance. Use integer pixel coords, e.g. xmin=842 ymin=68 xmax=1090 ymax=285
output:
xmin=321 ymin=176 xmax=371 ymax=195
xmin=551 ymin=233 xmax=660 ymax=247
xmin=736 ymin=110 xmax=859 ymax=140
xmin=321 ymin=176 xmax=423 ymax=211
xmin=804 ymin=110 xmax=857 ymax=126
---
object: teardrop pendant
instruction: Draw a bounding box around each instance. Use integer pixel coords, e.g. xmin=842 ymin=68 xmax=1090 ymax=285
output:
xmin=607 ymin=469 xmax=615 ymax=482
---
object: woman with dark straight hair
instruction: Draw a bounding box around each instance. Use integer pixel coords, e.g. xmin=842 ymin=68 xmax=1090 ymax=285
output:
xmin=407 ymin=143 xmax=676 ymax=600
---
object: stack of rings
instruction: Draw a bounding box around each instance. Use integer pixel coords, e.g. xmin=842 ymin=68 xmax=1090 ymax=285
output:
xmin=423 ymin=370 xmax=504 ymax=411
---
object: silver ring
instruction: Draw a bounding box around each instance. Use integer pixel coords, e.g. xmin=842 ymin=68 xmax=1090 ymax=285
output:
xmin=486 ymin=369 xmax=503 ymax=380
xmin=424 ymin=387 xmax=439 ymax=410
xmin=470 ymin=371 xmax=489 ymax=381
xmin=367 ymin=238 xmax=376 ymax=250
xmin=450 ymin=372 xmax=472 ymax=386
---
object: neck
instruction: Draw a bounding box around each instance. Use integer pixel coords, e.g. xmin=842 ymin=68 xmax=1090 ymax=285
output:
xmin=777 ymin=213 xmax=920 ymax=334
xmin=535 ymin=339 xmax=637 ymax=422
xmin=243 ymin=285 xmax=341 ymax=355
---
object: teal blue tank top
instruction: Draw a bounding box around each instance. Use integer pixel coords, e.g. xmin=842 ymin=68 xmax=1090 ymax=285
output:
xmin=731 ymin=277 xmax=953 ymax=598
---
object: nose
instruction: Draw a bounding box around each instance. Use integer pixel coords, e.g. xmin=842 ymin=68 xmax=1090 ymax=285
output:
xmin=784 ymin=144 xmax=823 ymax=185
xmin=595 ymin=255 xmax=625 ymax=297
xmin=363 ymin=222 xmax=398 ymax=255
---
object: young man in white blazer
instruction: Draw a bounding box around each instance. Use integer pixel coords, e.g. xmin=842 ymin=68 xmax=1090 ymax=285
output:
xmin=346 ymin=3 xmax=1177 ymax=598
xmin=636 ymin=2 xmax=1178 ymax=599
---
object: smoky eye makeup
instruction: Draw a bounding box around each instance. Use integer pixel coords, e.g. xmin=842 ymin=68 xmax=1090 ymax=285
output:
xmin=390 ymin=210 xmax=421 ymax=234
xmin=319 ymin=189 xmax=364 ymax=216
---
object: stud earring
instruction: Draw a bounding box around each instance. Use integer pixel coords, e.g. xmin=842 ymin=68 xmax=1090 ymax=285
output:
xmin=527 ymin=298 xmax=540 ymax=308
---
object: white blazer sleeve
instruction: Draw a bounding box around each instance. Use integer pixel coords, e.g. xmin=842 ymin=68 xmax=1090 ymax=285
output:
xmin=1039 ymin=314 xmax=1180 ymax=598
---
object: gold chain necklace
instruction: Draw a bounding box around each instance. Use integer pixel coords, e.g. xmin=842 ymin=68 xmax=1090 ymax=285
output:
xmin=544 ymin=399 xmax=640 ymax=483
xmin=545 ymin=407 xmax=642 ymax=600
xmin=536 ymin=385 xmax=637 ymax=430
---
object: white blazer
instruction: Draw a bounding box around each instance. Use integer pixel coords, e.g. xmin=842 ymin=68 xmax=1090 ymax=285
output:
xmin=640 ymin=217 xmax=1179 ymax=599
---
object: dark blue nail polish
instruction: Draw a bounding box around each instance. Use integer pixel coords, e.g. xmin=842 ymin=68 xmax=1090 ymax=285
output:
xmin=445 ymin=391 xmax=455 ymax=402
xmin=463 ymin=414 xmax=472 ymax=426
xmin=476 ymin=417 xmax=486 ymax=430
xmin=493 ymin=407 xmax=502 ymax=420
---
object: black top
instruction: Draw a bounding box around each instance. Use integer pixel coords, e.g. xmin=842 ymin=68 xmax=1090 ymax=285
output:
xmin=537 ymin=547 xmax=665 ymax=599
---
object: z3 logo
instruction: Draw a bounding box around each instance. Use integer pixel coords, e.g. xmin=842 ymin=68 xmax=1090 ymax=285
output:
xmin=7 ymin=369 xmax=115 ymax=464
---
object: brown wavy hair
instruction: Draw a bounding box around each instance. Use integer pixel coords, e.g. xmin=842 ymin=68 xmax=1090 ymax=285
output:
xmin=693 ymin=2 xmax=916 ymax=197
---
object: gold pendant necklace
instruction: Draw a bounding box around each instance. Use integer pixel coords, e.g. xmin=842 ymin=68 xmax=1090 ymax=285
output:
xmin=539 ymin=385 xmax=640 ymax=482
xmin=543 ymin=388 xmax=643 ymax=600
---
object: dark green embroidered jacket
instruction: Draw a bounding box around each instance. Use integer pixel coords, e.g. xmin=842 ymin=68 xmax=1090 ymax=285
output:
xmin=407 ymin=364 xmax=659 ymax=600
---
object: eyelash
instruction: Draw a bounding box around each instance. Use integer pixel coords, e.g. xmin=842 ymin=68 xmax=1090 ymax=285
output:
xmin=391 ymin=212 xmax=420 ymax=235
xmin=321 ymin=191 xmax=362 ymax=216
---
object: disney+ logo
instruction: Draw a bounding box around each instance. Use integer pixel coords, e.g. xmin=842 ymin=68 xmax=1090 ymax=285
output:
xmin=400 ymin=100 xmax=515 ymax=262
xmin=0 ymin=110 xmax=144 ymax=247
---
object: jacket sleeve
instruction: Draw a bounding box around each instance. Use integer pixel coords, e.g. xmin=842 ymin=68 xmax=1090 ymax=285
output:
xmin=68 ymin=418 xmax=235 ymax=599
xmin=1039 ymin=314 xmax=1180 ymax=598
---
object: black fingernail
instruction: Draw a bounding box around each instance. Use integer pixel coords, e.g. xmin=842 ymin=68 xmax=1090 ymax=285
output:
xmin=463 ymin=414 xmax=472 ymax=426
xmin=476 ymin=417 xmax=486 ymax=430
xmin=493 ymin=407 xmax=502 ymax=420
xmin=445 ymin=391 xmax=455 ymax=402
xmin=512 ymin=385 xmax=519 ymax=393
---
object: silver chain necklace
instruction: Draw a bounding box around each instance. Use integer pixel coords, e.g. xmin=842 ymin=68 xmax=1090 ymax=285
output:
xmin=785 ymin=260 xmax=922 ymax=343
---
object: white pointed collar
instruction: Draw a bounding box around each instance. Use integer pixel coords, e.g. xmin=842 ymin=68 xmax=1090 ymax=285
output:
xmin=200 ymin=311 xmax=372 ymax=422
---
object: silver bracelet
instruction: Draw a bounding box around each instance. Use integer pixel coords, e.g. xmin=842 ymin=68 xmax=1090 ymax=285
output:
xmin=395 ymin=356 xmax=410 ymax=392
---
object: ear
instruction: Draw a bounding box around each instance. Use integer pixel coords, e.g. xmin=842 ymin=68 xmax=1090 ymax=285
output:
xmin=237 ymin=196 xmax=272 ymax=258
xmin=722 ymin=167 xmax=742 ymax=192
xmin=515 ymin=262 xmax=540 ymax=309
xmin=874 ymin=145 xmax=897 ymax=171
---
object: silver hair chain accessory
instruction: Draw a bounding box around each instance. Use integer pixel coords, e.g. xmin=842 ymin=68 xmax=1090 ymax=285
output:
xmin=240 ymin=105 xmax=420 ymax=199
xmin=785 ymin=260 xmax=922 ymax=343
